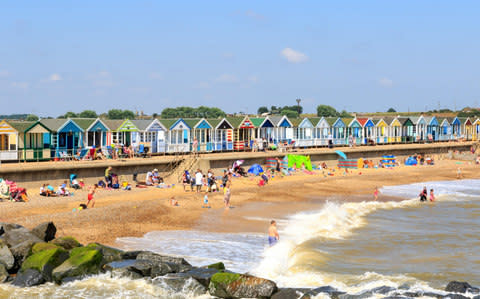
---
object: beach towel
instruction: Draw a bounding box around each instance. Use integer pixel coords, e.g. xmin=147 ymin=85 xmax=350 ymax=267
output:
xmin=287 ymin=154 xmax=313 ymax=171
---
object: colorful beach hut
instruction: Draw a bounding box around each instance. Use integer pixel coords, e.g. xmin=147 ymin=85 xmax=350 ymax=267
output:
xmin=85 ymin=118 xmax=109 ymax=148
xmin=133 ymin=119 xmax=167 ymax=153
xmin=459 ymin=117 xmax=474 ymax=140
xmin=0 ymin=120 xmax=18 ymax=161
xmin=385 ymin=117 xmax=402 ymax=143
xmin=345 ymin=118 xmax=362 ymax=145
xmin=40 ymin=118 xmax=85 ymax=158
xmin=188 ymin=118 xmax=214 ymax=152
xmin=158 ymin=118 xmax=191 ymax=153
xmin=269 ymin=115 xmax=294 ymax=145
xmin=473 ymin=118 xmax=480 ymax=141
xmin=208 ymin=118 xmax=234 ymax=151
xmin=294 ymin=118 xmax=314 ymax=147
xmin=357 ymin=118 xmax=375 ymax=144
xmin=251 ymin=117 xmax=275 ymax=143
xmin=227 ymin=116 xmax=256 ymax=150
xmin=409 ymin=116 xmax=427 ymax=141
xmin=104 ymin=119 xmax=139 ymax=146
xmin=332 ymin=118 xmax=347 ymax=145
xmin=310 ymin=117 xmax=326 ymax=146
xmin=439 ymin=118 xmax=452 ymax=141
xmin=448 ymin=117 xmax=462 ymax=139
xmin=425 ymin=116 xmax=439 ymax=141
xmin=397 ymin=117 xmax=414 ymax=142
xmin=8 ymin=120 xmax=51 ymax=161
xmin=373 ymin=118 xmax=389 ymax=144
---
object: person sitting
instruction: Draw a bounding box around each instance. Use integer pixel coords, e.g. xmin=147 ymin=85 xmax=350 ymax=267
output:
xmin=71 ymin=177 xmax=82 ymax=190
xmin=57 ymin=182 xmax=70 ymax=196
xmin=39 ymin=184 xmax=48 ymax=196
xmin=111 ymin=175 xmax=120 ymax=189
xmin=170 ymin=196 xmax=179 ymax=206
xmin=146 ymin=171 xmax=154 ymax=186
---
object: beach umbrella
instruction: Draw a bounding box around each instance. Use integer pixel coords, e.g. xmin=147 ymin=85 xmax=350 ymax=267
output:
xmin=335 ymin=150 xmax=347 ymax=160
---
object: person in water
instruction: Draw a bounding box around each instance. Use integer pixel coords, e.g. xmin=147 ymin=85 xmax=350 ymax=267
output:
xmin=429 ymin=189 xmax=435 ymax=202
xmin=268 ymin=220 xmax=279 ymax=247
xmin=373 ymin=187 xmax=379 ymax=201
xmin=419 ymin=186 xmax=427 ymax=202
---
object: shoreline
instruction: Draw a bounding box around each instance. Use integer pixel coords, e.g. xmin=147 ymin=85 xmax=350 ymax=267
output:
xmin=0 ymin=158 xmax=479 ymax=246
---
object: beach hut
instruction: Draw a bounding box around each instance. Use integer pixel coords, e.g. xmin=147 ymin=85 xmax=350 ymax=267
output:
xmin=133 ymin=119 xmax=168 ymax=153
xmin=373 ymin=118 xmax=389 ymax=144
xmin=449 ymin=117 xmax=461 ymax=139
xmin=103 ymin=119 xmax=139 ymax=147
xmin=103 ymin=120 xmax=124 ymax=145
xmin=227 ymin=116 xmax=256 ymax=150
xmin=409 ymin=116 xmax=427 ymax=142
xmin=439 ymin=118 xmax=452 ymax=141
xmin=188 ymin=118 xmax=214 ymax=152
xmin=208 ymin=118 xmax=234 ymax=151
xmin=8 ymin=121 xmax=51 ymax=161
xmin=357 ymin=118 xmax=375 ymax=144
xmin=68 ymin=118 xmax=95 ymax=148
xmin=385 ymin=117 xmax=402 ymax=143
xmin=424 ymin=116 xmax=439 ymax=141
xmin=251 ymin=117 xmax=275 ymax=144
xmin=158 ymin=118 xmax=191 ymax=153
xmin=0 ymin=120 xmax=18 ymax=161
xmin=459 ymin=117 xmax=474 ymax=140
xmin=310 ymin=117 xmax=326 ymax=146
xmin=332 ymin=118 xmax=347 ymax=145
xmin=293 ymin=118 xmax=314 ymax=148
xmin=397 ymin=117 xmax=415 ymax=142
xmin=269 ymin=115 xmax=294 ymax=145
xmin=345 ymin=118 xmax=362 ymax=145
xmin=40 ymin=118 xmax=85 ymax=158
xmin=473 ymin=118 xmax=480 ymax=141
xmin=84 ymin=118 xmax=109 ymax=148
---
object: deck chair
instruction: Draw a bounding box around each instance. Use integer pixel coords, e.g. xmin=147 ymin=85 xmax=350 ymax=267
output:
xmin=59 ymin=151 xmax=72 ymax=161
xmin=0 ymin=179 xmax=10 ymax=201
xmin=102 ymin=147 xmax=112 ymax=159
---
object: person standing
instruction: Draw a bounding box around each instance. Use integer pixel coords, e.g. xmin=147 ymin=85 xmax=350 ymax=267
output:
xmin=419 ymin=186 xmax=427 ymax=202
xmin=429 ymin=189 xmax=435 ymax=202
xmin=348 ymin=135 xmax=353 ymax=148
xmin=192 ymin=137 xmax=198 ymax=156
xmin=223 ymin=181 xmax=231 ymax=208
xmin=86 ymin=184 xmax=98 ymax=208
xmin=105 ymin=166 xmax=112 ymax=188
xmin=268 ymin=220 xmax=279 ymax=247
xmin=195 ymin=169 xmax=203 ymax=193
xmin=373 ymin=186 xmax=379 ymax=201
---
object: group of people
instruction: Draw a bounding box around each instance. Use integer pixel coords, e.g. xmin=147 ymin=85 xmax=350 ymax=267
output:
xmin=181 ymin=168 xmax=232 ymax=208
xmin=419 ymin=186 xmax=435 ymax=202
xmin=146 ymin=168 xmax=164 ymax=186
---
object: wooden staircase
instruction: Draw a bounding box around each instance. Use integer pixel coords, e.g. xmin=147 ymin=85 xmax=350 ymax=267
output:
xmin=166 ymin=154 xmax=199 ymax=184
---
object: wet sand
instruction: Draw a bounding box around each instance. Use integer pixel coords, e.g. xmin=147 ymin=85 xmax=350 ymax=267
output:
xmin=0 ymin=158 xmax=479 ymax=246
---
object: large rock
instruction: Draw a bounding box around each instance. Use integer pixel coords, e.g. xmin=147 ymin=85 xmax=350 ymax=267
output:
xmin=0 ymin=239 xmax=14 ymax=270
xmin=21 ymin=248 xmax=69 ymax=282
xmin=86 ymin=243 xmax=124 ymax=264
xmin=51 ymin=236 xmax=82 ymax=250
xmin=204 ymin=262 xmax=226 ymax=271
xmin=31 ymin=242 xmax=61 ymax=254
xmin=104 ymin=259 xmax=143 ymax=279
xmin=184 ymin=267 xmax=220 ymax=288
xmin=272 ymin=288 xmax=311 ymax=299
xmin=31 ymin=222 xmax=57 ymax=242
xmin=136 ymin=251 xmax=192 ymax=273
xmin=12 ymin=268 xmax=45 ymax=287
xmin=153 ymin=273 xmax=207 ymax=297
xmin=52 ymin=247 xmax=103 ymax=284
xmin=446 ymin=281 xmax=480 ymax=294
xmin=208 ymin=272 xmax=277 ymax=299
xmin=0 ymin=264 xmax=8 ymax=283
xmin=3 ymin=227 xmax=42 ymax=248
xmin=0 ymin=223 xmax=23 ymax=237
xmin=301 ymin=286 xmax=346 ymax=299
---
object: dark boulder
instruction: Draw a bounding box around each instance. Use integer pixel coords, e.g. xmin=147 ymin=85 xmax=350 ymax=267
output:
xmin=445 ymin=281 xmax=480 ymax=294
xmin=104 ymin=259 xmax=143 ymax=279
xmin=208 ymin=272 xmax=277 ymax=299
xmin=371 ymin=286 xmax=396 ymax=295
xmin=3 ymin=227 xmax=42 ymax=248
xmin=51 ymin=236 xmax=82 ymax=250
xmin=85 ymin=243 xmax=124 ymax=264
xmin=153 ymin=273 xmax=207 ymax=297
xmin=136 ymin=251 xmax=192 ymax=273
xmin=273 ymin=288 xmax=311 ymax=299
xmin=122 ymin=251 xmax=142 ymax=259
xmin=183 ymin=267 xmax=220 ymax=288
xmin=12 ymin=268 xmax=45 ymax=287
xmin=31 ymin=222 xmax=57 ymax=242
xmin=301 ymin=286 xmax=346 ymax=299
xmin=444 ymin=294 xmax=470 ymax=299
xmin=204 ymin=262 xmax=225 ymax=271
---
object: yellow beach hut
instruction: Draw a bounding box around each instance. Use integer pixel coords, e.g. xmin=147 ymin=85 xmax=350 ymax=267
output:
xmin=0 ymin=120 xmax=18 ymax=161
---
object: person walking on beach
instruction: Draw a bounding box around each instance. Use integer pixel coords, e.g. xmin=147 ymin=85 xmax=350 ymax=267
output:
xmin=268 ymin=220 xmax=279 ymax=247
xmin=457 ymin=167 xmax=462 ymax=179
xmin=373 ymin=187 xmax=379 ymax=201
xmin=223 ymin=181 xmax=231 ymax=208
xmin=195 ymin=169 xmax=203 ymax=193
xmin=86 ymin=184 xmax=98 ymax=208
xmin=429 ymin=189 xmax=435 ymax=202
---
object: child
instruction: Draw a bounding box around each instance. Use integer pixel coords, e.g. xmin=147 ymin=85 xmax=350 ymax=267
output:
xmin=86 ymin=184 xmax=98 ymax=208
xmin=457 ymin=167 xmax=462 ymax=179
xmin=39 ymin=184 xmax=47 ymax=196
xmin=429 ymin=189 xmax=435 ymax=202
xmin=202 ymin=192 xmax=210 ymax=208
xmin=170 ymin=196 xmax=179 ymax=206
xmin=373 ymin=187 xmax=379 ymax=201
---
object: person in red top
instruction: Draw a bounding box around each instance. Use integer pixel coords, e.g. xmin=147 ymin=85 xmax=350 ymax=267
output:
xmin=86 ymin=184 xmax=98 ymax=208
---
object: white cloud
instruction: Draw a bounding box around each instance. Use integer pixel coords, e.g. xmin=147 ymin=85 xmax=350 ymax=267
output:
xmin=0 ymin=70 xmax=9 ymax=78
xmin=48 ymin=73 xmax=62 ymax=81
xmin=11 ymin=82 xmax=29 ymax=89
xmin=215 ymin=73 xmax=238 ymax=83
xmin=281 ymin=48 xmax=308 ymax=63
xmin=149 ymin=72 xmax=163 ymax=80
xmin=378 ymin=77 xmax=393 ymax=87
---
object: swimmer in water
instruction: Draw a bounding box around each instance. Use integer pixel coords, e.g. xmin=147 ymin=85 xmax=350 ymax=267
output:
xmin=374 ymin=186 xmax=379 ymax=201
xmin=268 ymin=220 xmax=279 ymax=247
xmin=419 ymin=186 xmax=427 ymax=202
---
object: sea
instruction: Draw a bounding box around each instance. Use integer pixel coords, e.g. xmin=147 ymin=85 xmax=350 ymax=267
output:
xmin=1 ymin=179 xmax=480 ymax=298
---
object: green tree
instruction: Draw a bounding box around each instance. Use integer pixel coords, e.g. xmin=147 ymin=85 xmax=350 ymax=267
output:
xmin=339 ymin=110 xmax=351 ymax=118
xmin=78 ymin=110 xmax=98 ymax=118
xmin=257 ymin=106 xmax=269 ymax=114
xmin=58 ymin=111 xmax=78 ymax=118
xmin=25 ymin=114 xmax=39 ymax=121
xmin=281 ymin=109 xmax=299 ymax=118
xmin=316 ymin=105 xmax=339 ymax=117
xmin=387 ymin=108 xmax=396 ymax=113
xmin=107 ymin=109 xmax=124 ymax=119
xmin=122 ymin=110 xmax=135 ymax=119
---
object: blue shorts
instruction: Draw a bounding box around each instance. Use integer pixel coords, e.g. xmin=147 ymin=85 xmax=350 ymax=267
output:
xmin=268 ymin=236 xmax=277 ymax=247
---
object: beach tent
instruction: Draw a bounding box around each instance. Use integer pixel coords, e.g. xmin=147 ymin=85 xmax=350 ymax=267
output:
xmin=286 ymin=154 xmax=312 ymax=171
xmin=381 ymin=155 xmax=396 ymax=168
xmin=338 ymin=158 xmax=362 ymax=169
xmin=247 ymin=164 xmax=264 ymax=176
xmin=405 ymin=157 xmax=418 ymax=166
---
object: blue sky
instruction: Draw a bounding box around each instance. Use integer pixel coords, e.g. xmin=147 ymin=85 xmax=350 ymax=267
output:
xmin=1 ymin=1 xmax=479 ymax=116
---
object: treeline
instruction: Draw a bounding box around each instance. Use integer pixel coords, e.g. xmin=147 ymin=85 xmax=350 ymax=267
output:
xmin=160 ymin=106 xmax=226 ymax=118
xmin=257 ymin=105 xmax=303 ymax=118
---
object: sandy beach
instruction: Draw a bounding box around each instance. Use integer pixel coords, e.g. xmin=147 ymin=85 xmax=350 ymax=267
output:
xmin=0 ymin=158 xmax=479 ymax=246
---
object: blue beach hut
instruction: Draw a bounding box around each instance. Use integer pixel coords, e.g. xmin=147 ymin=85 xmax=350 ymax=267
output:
xmin=40 ymin=118 xmax=84 ymax=158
